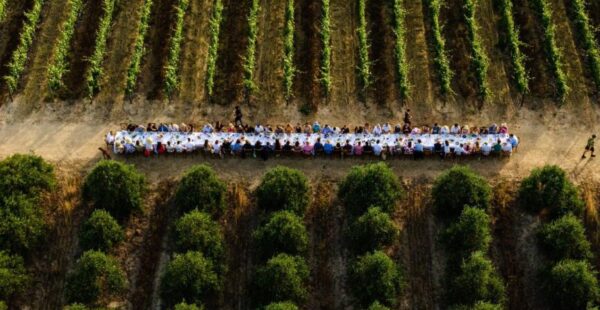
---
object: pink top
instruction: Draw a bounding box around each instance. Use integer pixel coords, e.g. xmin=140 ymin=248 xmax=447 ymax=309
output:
xmin=354 ymin=145 xmax=363 ymax=155
xmin=302 ymin=143 xmax=313 ymax=155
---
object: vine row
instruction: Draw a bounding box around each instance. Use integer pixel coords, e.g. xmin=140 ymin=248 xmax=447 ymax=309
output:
xmin=125 ymin=0 xmax=154 ymax=97
xmin=85 ymin=0 xmax=116 ymax=98
xmin=47 ymin=0 xmax=83 ymax=92
xmin=205 ymin=0 xmax=224 ymax=97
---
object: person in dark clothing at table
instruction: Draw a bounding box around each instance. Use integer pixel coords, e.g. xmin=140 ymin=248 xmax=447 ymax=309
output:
xmin=234 ymin=106 xmax=243 ymax=126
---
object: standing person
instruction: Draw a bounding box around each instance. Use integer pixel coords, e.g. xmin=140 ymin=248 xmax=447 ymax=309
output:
xmin=234 ymin=106 xmax=243 ymax=126
xmin=582 ymin=134 xmax=596 ymax=159
xmin=404 ymin=109 xmax=412 ymax=125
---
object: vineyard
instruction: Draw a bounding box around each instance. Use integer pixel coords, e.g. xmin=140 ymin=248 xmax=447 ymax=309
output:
xmin=0 ymin=0 xmax=596 ymax=110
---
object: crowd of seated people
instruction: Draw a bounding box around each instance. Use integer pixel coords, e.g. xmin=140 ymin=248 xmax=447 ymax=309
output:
xmin=106 ymin=121 xmax=518 ymax=160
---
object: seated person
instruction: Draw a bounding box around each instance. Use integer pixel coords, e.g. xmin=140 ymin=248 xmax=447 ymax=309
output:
xmin=432 ymin=123 xmax=441 ymax=134
xmin=343 ymin=140 xmax=353 ymax=155
xmin=382 ymin=123 xmax=391 ymax=134
xmin=324 ymin=140 xmax=334 ymax=155
xmin=373 ymin=140 xmax=383 ymax=156
xmin=105 ymin=131 xmax=115 ymax=146
xmin=492 ymin=140 xmax=502 ymax=154
xmin=260 ymin=142 xmax=271 ymax=160
xmin=461 ymin=125 xmax=470 ymax=135
xmin=322 ymin=125 xmax=334 ymax=135
xmin=175 ymin=141 xmax=185 ymax=153
xmin=394 ymin=124 xmax=402 ymax=134
xmin=274 ymin=139 xmax=282 ymax=152
xmin=479 ymin=126 xmax=489 ymax=135
xmin=443 ymin=141 xmax=451 ymax=158
xmin=509 ymin=134 xmax=519 ymax=149
xmin=499 ymin=123 xmax=509 ymax=134
xmin=363 ymin=142 xmax=374 ymax=154
xmin=282 ymin=141 xmax=293 ymax=153
xmin=222 ymin=139 xmax=232 ymax=154
xmin=422 ymin=125 xmax=431 ymax=134
xmin=213 ymin=140 xmax=222 ymax=156
xmin=312 ymin=122 xmax=321 ymax=133
xmin=402 ymin=123 xmax=411 ymax=134
xmin=488 ymin=123 xmax=498 ymax=135
xmin=293 ymin=141 xmax=303 ymax=154
xmin=411 ymin=127 xmax=421 ymax=135
xmin=341 ymin=125 xmax=350 ymax=134
xmin=450 ymin=123 xmax=460 ymax=134
xmin=334 ymin=143 xmax=342 ymax=155
xmin=303 ymin=123 xmax=312 ymax=134
xmin=135 ymin=140 xmax=144 ymax=153
xmin=414 ymin=140 xmax=424 ymax=159
xmin=501 ymin=142 xmax=512 ymax=155
xmin=353 ymin=142 xmax=363 ymax=156
xmin=185 ymin=138 xmax=195 ymax=153
xmin=403 ymin=141 xmax=413 ymax=155
xmin=454 ymin=143 xmax=465 ymax=156
xmin=313 ymin=138 xmax=324 ymax=154
xmin=275 ymin=126 xmax=284 ymax=134
xmin=373 ymin=124 xmax=382 ymax=136
xmin=302 ymin=141 xmax=313 ymax=156
xmin=481 ymin=142 xmax=491 ymax=156
xmin=433 ymin=140 xmax=443 ymax=154
xmin=157 ymin=123 xmax=169 ymax=132
xmin=440 ymin=125 xmax=450 ymax=135
xmin=285 ymin=123 xmax=294 ymax=134
xmin=232 ymin=139 xmax=243 ymax=155
xmin=295 ymin=123 xmax=303 ymax=133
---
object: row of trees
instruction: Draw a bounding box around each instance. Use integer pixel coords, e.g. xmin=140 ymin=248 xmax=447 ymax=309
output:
xmin=64 ymin=161 xmax=145 ymax=307
xmin=0 ymin=155 xmax=56 ymax=307
xmin=519 ymin=165 xmax=599 ymax=309
xmin=432 ymin=166 xmax=505 ymax=308
xmin=252 ymin=167 xmax=311 ymax=308
xmin=339 ymin=163 xmax=404 ymax=308
xmin=160 ymin=165 xmax=228 ymax=308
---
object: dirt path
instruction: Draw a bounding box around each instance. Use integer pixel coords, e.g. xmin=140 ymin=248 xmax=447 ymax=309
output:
xmin=293 ymin=0 xmax=321 ymax=110
xmin=406 ymin=0 xmax=434 ymax=110
xmin=330 ymin=0 xmax=357 ymax=107
xmin=369 ymin=0 xmax=397 ymax=106
xmin=178 ymin=0 xmax=213 ymax=104
xmin=254 ymin=0 xmax=286 ymax=106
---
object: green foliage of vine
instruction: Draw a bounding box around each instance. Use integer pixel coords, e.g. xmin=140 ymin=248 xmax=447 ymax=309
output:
xmin=164 ymin=0 xmax=190 ymax=98
xmin=47 ymin=0 xmax=82 ymax=93
xmin=243 ymin=0 xmax=261 ymax=96
xmin=205 ymin=0 xmax=224 ymax=97
xmin=393 ymin=0 xmax=409 ymax=99
xmin=464 ymin=0 xmax=490 ymax=100
xmin=85 ymin=0 xmax=116 ymax=98
xmin=426 ymin=0 xmax=453 ymax=95
xmin=531 ymin=0 xmax=569 ymax=102
xmin=283 ymin=0 xmax=296 ymax=100
xmin=320 ymin=0 xmax=331 ymax=95
xmin=498 ymin=0 xmax=529 ymax=94
xmin=125 ymin=0 xmax=153 ymax=97
xmin=0 ymin=0 xmax=7 ymax=23
xmin=3 ymin=0 xmax=44 ymax=95
xmin=357 ymin=0 xmax=371 ymax=93
xmin=569 ymin=0 xmax=600 ymax=92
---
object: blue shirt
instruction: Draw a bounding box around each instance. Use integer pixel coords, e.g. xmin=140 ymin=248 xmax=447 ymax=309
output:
xmin=324 ymin=143 xmax=334 ymax=154
xmin=414 ymin=143 xmax=424 ymax=152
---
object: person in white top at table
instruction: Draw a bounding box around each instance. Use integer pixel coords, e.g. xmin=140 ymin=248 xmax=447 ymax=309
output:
xmin=202 ymin=123 xmax=213 ymax=134
xmin=105 ymin=131 xmax=115 ymax=147
xmin=481 ymin=142 xmax=492 ymax=156
xmin=440 ymin=125 xmax=450 ymax=135
xmin=501 ymin=142 xmax=513 ymax=154
xmin=185 ymin=138 xmax=195 ymax=152
xmin=373 ymin=140 xmax=383 ymax=156
xmin=213 ymin=140 xmax=222 ymax=157
xmin=454 ymin=143 xmax=465 ymax=156
xmin=175 ymin=141 xmax=185 ymax=153
xmin=373 ymin=124 xmax=382 ymax=136
xmin=450 ymin=123 xmax=460 ymax=134
xmin=382 ymin=123 xmax=391 ymax=134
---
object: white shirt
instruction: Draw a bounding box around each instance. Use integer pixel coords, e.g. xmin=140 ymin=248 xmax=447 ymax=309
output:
xmin=106 ymin=133 xmax=115 ymax=145
xmin=502 ymin=143 xmax=513 ymax=152
xmin=450 ymin=125 xmax=460 ymax=134
xmin=373 ymin=144 xmax=383 ymax=155
xmin=481 ymin=144 xmax=491 ymax=155
xmin=213 ymin=143 xmax=221 ymax=154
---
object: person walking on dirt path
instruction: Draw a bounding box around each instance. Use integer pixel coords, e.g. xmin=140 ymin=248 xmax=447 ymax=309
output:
xmin=404 ymin=109 xmax=412 ymax=126
xmin=234 ymin=106 xmax=243 ymax=126
xmin=581 ymin=134 xmax=596 ymax=159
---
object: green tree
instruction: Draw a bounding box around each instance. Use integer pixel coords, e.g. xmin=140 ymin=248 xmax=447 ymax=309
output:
xmin=65 ymin=250 xmax=127 ymax=304
xmin=253 ymin=211 xmax=308 ymax=259
xmin=518 ymin=165 xmax=583 ymax=217
xmin=253 ymin=254 xmax=309 ymax=306
xmin=264 ymin=301 xmax=298 ymax=310
xmin=174 ymin=165 xmax=227 ymax=217
xmin=0 ymin=251 xmax=29 ymax=299
xmin=447 ymin=251 xmax=505 ymax=306
xmin=256 ymin=167 xmax=310 ymax=215
xmin=0 ymin=301 xmax=6 ymax=310
xmin=79 ymin=210 xmax=124 ymax=252
xmin=338 ymin=163 xmax=403 ymax=217
xmin=83 ymin=161 xmax=145 ymax=221
xmin=173 ymin=210 xmax=224 ymax=263
xmin=160 ymin=251 xmax=222 ymax=307
xmin=0 ymin=194 xmax=45 ymax=253
xmin=349 ymin=251 xmax=404 ymax=307
xmin=348 ymin=207 xmax=399 ymax=254
xmin=449 ymin=301 xmax=502 ymax=310
xmin=537 ymin=214 xmax=592 ymax=262
xmin=432 ymin=166 xmax=491 ymax=218
xmin=0 ymin=154 xmax=55 ymax=198
xmin=441 ymin=207 xmax=491 ymax=258
xmin=544 ymin=259 xmax=599 ymax=310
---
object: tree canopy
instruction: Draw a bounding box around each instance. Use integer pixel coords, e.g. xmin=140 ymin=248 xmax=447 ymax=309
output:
xmin=256 ymin=166 xmax=310 ymax=215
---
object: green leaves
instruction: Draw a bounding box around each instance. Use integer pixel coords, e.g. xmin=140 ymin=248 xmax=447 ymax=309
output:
xmin=426 ymin=0 xmax=453 ymax=96
xmin=0 ymin=0 xmax=6 ymax=23
xmin=164 ymin=0 xmax=190 ymax=98
xmin=464 ymin=0 xmax=490 ymax=101
xmin=205 ymin=0 xmax=224 ymax=97
xmin=283 ymin=0 xmax=296 ymax=100
xmin=125 ymin=0 xmax=154 ymax=97
xmin=320 ymin=0 xmax=331 ymax=95
xmin=357 ymin=0 xmax=371 ymax=93
xmin=569 ymin=0 xmax=600 ymax=92
xmin=243 ymin=0 xmax=261 ymax=96
xmin=3 ymin=0 xmax=44 ymax=95
xmin=498 ymin=0 xmax=529 ymax=94
xmin=393 ymin=0 xmax=409 ymax=99
xmin=47 ymin=0 xmax=82 ymax=93
xmin=85 ymin=0 xmax=116 ymax=98
xmin=531 ymin=0 xmax=569 ymax=102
